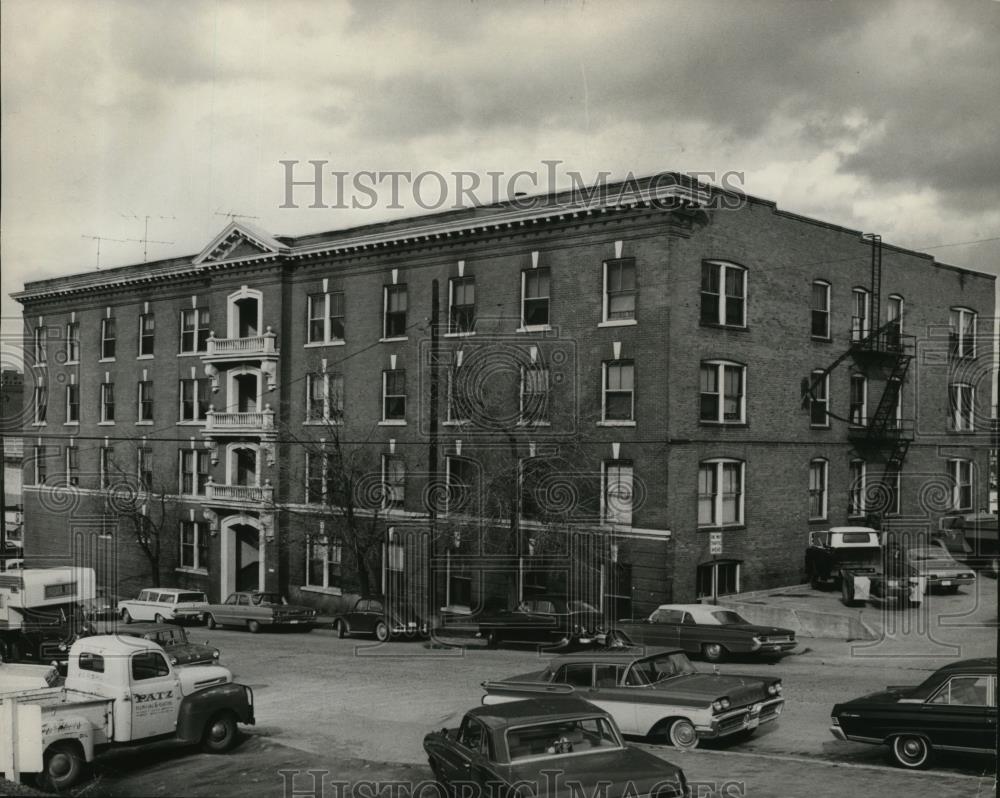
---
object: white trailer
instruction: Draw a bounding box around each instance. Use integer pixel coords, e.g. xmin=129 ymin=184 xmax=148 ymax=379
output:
xmin=0 ymin=568 xmax=96 ymax=663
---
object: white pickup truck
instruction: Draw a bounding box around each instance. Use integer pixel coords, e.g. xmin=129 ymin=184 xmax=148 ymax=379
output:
xmin=0 ymin=634 xmax=255 ymax=791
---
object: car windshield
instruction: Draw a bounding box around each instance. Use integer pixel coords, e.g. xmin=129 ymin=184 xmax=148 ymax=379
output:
xmin=251 ymin=593 xmax=288 ymax=606
xmin=177 ymin=593 xmax=206 ymax=603
xmin=627 ymin=652 xmax=697 ymax=685
xmin=711 ymin=610 xmax=749 ymax=625
xmin=909 ymin=548 xmax=949 ymax=560
xmin=506 ymin=717 xmax=621 ymax=761
xmin=567 ymin=601 xmax=599 ymax=613
xmin=147 ymin=628 xmax=184 ymax=644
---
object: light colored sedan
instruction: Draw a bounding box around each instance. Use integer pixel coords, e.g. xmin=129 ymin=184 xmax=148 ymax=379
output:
xmin=903 ymin=546 xmax=977 ymax=593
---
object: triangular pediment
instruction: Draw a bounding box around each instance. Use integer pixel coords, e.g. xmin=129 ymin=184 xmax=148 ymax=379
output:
xmin=193 ymin=222 xmax=286 ymax=265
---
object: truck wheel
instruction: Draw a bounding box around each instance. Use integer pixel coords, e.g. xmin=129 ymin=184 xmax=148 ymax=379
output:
xmin=667 ymin=719 xmax=700 ymax=749
xmin=247 ymin=619 xmax=262 ymax=634
xmin=38 ymin=741 xmax=85 ymax=792
xmin=485 ymin=630 xmax=500 ymax=649
xmin=201 ymin=710 xmax=239 ymax=753
xmin=702 ymin=642 xmax=726 ymax=663
xmin=890 ymin=735 xmax=932 ymax=769
xmin=334 ymin=620 xmax=348 ymax=639
xmin=840 ymin=580 xmax=857 ymax=607
xmin=121 ymin=609 xmax=133 ymax=624
xmin=374 ymin=621 xmax=390 ymax=642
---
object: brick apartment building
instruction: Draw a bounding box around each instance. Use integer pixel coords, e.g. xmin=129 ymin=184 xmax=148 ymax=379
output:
xmin=11 ymin=174 xmax=995 ymax=618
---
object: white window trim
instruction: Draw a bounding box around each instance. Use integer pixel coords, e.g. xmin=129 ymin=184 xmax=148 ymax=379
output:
xmin=887 ymin=294 xmax=904 ymax=334
xmin=703 ymin=261 xmax=747 ymax=328
xmin=178 ymin=377 xmax=209 ymax=424
xmin=381 ymin=369 xmax=406 ymax=423
xmin=848 ymin=460 xmax=867 ymax=518
xmin=602 ymin=360 xmax=635 ymax=423
xmin=810 ymin=370 xmax=830 ymax=428
xmin=950 ymin=383 xmax=975 ymax=432
xmin=849 ymin=374 xmax=868 ymax=427
xmin=178 ymin=448 xmax=211 ymax=496
xmin=602 ymin=259 xmax=637 ymax=325
xmin=383 ymin=285 xmax=408 ymax=340
xmin=179 ymin=520 xmax=208 ymax=571
xmin=179 ymin=307 xmax=210 ymax=354
xmin=809 ymin=458 xmax=828 ymax=521
xmin=100 ymin=383 xmax=115 ymax=424
xmin=602 ymin=460 xmax=634 ymax=527
xmin=949 ymin=307 xmax=977 ymax=358
xmin=305 ymin=533 xmax=342 ymax=591
xmin=305 ymin=372 xmax=344 ymax=425
xmin=448 ymin=276 xmax=476 ymax=336
xmin=520 ymin=268 xmax=551 ymax=330
xmin=886 ymin=469 xmax=901 ymax=516
xmin=100 ymin=317 xmax=116 ymax=361
xmin=381 ymin=454 xmax=405 ymax=510
xmin=33 ymin=327 xmax=47 ymax=366
xmin=811 ymin=280 xmax=831 ymax=339
xmin=518 ymin=365 xmax=551 ymax=426
xmin=697 ymin=458 xmax=745 ymax=528
xmin=138 ymin=312 xmax=155 ymax=359
xmin=32 ymin=385 xmax=47 ymax=426
xmin=700 ymin=360 xmax=746 ymax=424
xmin=949 ymin=458 xmax=973 ymax=511
xmin=64 ymin=383 xmax=80 ymax=425
xmin=852 ymin=288 xmax=871 ymax=340
xmin=65 ymin=323 xmax=80 ymax=364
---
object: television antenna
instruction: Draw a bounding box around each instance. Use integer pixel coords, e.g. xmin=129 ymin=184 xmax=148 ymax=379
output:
xmin=214 ymin=210 xmax=261 ymax=222
xmin=80 ymin=235 xmax=148 ymax=269
xmin=120 ymin=214 xmax=176 ymax=262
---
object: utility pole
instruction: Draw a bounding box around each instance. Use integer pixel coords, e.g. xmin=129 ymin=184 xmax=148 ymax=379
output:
xmin=428 ymin=280 xmax=440 ymax=612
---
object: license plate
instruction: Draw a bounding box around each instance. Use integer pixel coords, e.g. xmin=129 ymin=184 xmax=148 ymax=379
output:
xmin=941 ymin=580 xmax=951 ymax=586
xmin=747 ymin=717 xmax=759 ymax=730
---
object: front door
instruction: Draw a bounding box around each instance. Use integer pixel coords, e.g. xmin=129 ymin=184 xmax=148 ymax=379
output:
xmin=129 ymin=650 xmax=182 ymax=740
xmin=234 ymin=526 xmax=260 ymax=591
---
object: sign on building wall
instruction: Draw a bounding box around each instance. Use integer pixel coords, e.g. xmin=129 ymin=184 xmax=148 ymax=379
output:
xmin=710 ymin=531 xmax=723 ymax=556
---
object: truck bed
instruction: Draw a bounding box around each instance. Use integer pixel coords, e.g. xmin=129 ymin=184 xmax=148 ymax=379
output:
xmin=0 ymin=687 xmax=109 ymax=709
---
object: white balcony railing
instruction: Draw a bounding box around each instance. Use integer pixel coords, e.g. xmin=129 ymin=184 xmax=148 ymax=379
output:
xmin=204 ymin=405 xmax=275 ymax=433
xmin=205 ymin=480 xmax=273 ymax=504
xmin=204 ymin=327 xmax=278 ymax=358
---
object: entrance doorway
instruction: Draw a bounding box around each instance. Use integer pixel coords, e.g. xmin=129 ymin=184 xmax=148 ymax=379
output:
xmin=234 ymin=525 xmax=260 ymax=591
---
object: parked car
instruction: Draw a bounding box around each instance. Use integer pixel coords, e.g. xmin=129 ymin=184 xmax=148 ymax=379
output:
xmin=607 ymin=603 xmax=796 ymax=662
xmin=477 ymin=595 xmax=604 ymax=649
xmin=938 ymin=512 xmax=999 ymax=576
xmin=830 ymin=657 xmax=997 ymax=769
xmin=82 ymin=587 xmax=118 ymax=622
xmin=901 ymin=546 xmax=977 ymax=593
xmin=332 ymin=596 xmax=428 ymax=641
xmin=204 ymin=591 xmax=317 ymax=633
xmin=118 ymin=587 xmax=209 ymax=624
xmin=806 ymin=527 xmax=919 ymax=606
xmin=424 ymin=696 xmax=690 ymax=797
xmin=117 ymin=622 xmax=220 ymax=666
xmin=481 ymin=647 xmax=784 ymax=749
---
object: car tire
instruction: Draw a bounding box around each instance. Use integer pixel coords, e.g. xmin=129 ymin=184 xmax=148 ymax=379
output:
xmin=334 ymin=620 xmax=348 ymax=639
xmin=201 ymin=710 xmax=239 ymax=753
xmin=206 ymin=614 xmax=218 ymax=630
xmin=605 ymin=630 xmax=629 ymax=649
xmin=485 ymin=630 xmax=500 ymax=649
xmin=121 ymin=609 xmax=133 ymax=624
xmin=667 ymin=719 xmax=700 ymax=750
xmin=890 ymin=735 xmax=932 ymax=769
xmin=37 ymin=741 xmax=85 ymax=792
xmin=374 ymin=621 xmax=389 ymax=642
xmin=247 ymin=619 xmax=262 ymax=634
xmin=702 ymin=642 xmax=726 ymax=663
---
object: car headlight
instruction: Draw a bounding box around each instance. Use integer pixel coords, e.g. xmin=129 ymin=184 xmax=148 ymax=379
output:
xmin=212 ymin=649 xmax=220 ymax=659
xmin=831 ymin=716 xmax=840 ymax=727
xmin=58 ymin=643 xmax=68 ymax=652
xmin=767 ymin=683 xmax=782 ymax=695
xmin=170 ymin=656 xmax=178 ymax=665
xmin=712 ymin=698 xmax=731 ymax=712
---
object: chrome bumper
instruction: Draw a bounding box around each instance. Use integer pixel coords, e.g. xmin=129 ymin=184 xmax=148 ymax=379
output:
xmin=829 ymin=724 xmax=847 ymax=741
xmin=699 ymin=697 xmax=784 ymax=739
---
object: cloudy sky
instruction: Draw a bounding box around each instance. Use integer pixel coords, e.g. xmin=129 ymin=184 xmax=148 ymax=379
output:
xmin=2 ymin=0 xmax=998 ymax=355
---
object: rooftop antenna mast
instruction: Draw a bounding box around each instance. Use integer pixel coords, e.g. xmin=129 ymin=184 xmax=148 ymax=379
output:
xmin=120 ymin=214 xmax=175 ymax=262
xmin=214 ymin=210 xmax=261 ymax=222
xmin=80 ymin=234 xmax=147 ymax=269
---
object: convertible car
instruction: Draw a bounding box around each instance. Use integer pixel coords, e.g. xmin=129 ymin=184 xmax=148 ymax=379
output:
xmin=607 ymin=603 xmax=796 ymax=662
xmin=830 ymin=657 xmax=997 ymax=768
xmin=481 ymin=647 xmax=783 ymax=749
xmin=425 ymin=697 xmax=690 ymax=797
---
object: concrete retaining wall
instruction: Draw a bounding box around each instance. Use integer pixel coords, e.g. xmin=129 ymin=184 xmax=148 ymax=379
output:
xmin=717 ymin=599 xmax=879 ymax=641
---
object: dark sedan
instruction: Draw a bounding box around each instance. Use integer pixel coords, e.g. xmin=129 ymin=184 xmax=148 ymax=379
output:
xmin=117 ymin=622 xmax=221 ymax=666
xmin=477 ymin=595 xmax=604 ymax=649
xmin=332 ymin=596 xmax=428 ymax=641
xmin=830 ymin=657 xmax=997 ymax=768
xmin=607 ymin=603 xmax=796 ymax=662
xmin=425 ymin=697 xmax=690 ymax=797
xmin=204 ymin=591 xmax=317 ymax=633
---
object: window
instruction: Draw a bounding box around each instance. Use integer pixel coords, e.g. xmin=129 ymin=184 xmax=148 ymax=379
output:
xmin=848 ymin=460 xmax=866 ymax=517
xmin=33 ymin=385 xmax=48 ymax=424
xmin=306 ymin=373 xmax=344 ymax=422
xmin=449 ymin=277 xmax=476 ymax=334
xmin=604 ymin=258 xmax=636 ymax=322
xmin=139 ymin=312 xmax=154 ymax=356
xmin=886 ymin=295 xmax=904 ymax=349
xmin=307 ymin=291 xmax=345 ymax=343
xmin=382 ymin=455 xmax=405 ymax=509
xmin=809 ymin=459 xmax=828 ymax=520
xmin=446 ymin=457 xmax=476 ymax=515
xmin=885 ymin=469 xmax=901 ymax=516
xmin=131 ymin=651 xmax=170 ymax=681
xmin=809 ymin=370 xmax=829 ymax=427
xmin=698 ymin=459 xmax=744 ymax=527
xmin=65 ymin=384 xmax=80 ymax=423
xmin=603 ymin=360 xmax=635 ymax=422
xmin=100 ymin=446 xmax=114 ymax=489
xmin=179 ymin=450 xmax=210 ymax=495
xmin=180 ymin=308 xmax=210 ymax=353
xmin=65 ymin=323 xmax=80 ymax=363
xmin=384 ymin=285 xmax=408 ymax=338
xmin=849 ymin=374 xmax=867 ymax=426
xmin=137 ymin=380 xmax=154 ymax=422
xmin=65 ymin=446 xmax=79 ymax=486
xmin=306 ymin=536 xmax=342 ymax=589
xmin=949 ymin=384 xmax=975 ymax=432
xmin=811 ymin=281 xmax=831 ymax=339
xmin=100 ymin=382 xmax=115 ymax=423
xmin=603 ymin=461 xmax=634 ymax=526
xmin=78 ymin=652 xmax=105 ymax=673
xmin=179 ymin=378 xmax=210 ymax=422
xmin=33 ymin=445 xmax=50 ymax=485
xmin=180 ymin=521 xmax=209 ymax=570
xmin=101 ymin=317 xmax=116 ymax=359
xmin=138 ymin=447 xmax=153 ymax=491
xmin=306 ymin=452 xmax=325 ymax=504
xmin=519 ymin=365 xmax=550 ymax=424
xmin=554 ymin=663 xmax=594 ymax=688
xmin=949 ymin=308 xmax=977 ymax=358
xmin=700 ymin=261 xmax=746 ymax=327
xmin=851 ymin=288 xmax=870 ymax=341
xmin=696 ymin=561 xmax=740 ymax=599
xmin=699 ymin=361 xmax=745 ymax=424
xmin=521 ymin=267 xmax=551 ymax=328
xmin=929 ymin=676 xmax=990 ymax=707
xmin=382 ymin=369 xmax=406 ymax=421
xmin=33 ymin=327 xmax=47 ymax=365
xmin=950 ymin=459 xmax=973 ymax=511
xmin=446 ymin=366 xmax=468 ymax=423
